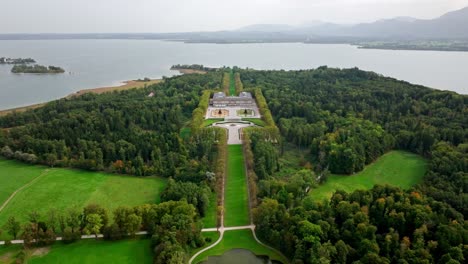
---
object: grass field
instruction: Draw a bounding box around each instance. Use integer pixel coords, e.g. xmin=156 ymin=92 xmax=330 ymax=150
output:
xmin=224 ymin=145 xmax=250 ymax=227
xmin=192 ymin=229 xmax=288 ymax=264
xmin=309 ymin=151 xmax=427 ymax=201
xmin=229 ymin=72 xmax=236 ymax=96
xmin=0 ymin=159 xmax=46 ymax=206
xmin=29 ymin=239 xmax=152 ymax=264
xmin=0 ymin=159 xmax=167 ymax=239
xmin=202 ymin=193 xmax=218 ymax=228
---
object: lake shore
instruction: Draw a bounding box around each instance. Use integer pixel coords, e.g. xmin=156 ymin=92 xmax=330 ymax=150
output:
xmin=0 ymin=79 xmax=162 ymax=116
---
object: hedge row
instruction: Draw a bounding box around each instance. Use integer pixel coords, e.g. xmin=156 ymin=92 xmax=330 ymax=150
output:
xmin=190 ymin=90 xmax=212 ymax=132
xmin=252 ymin=88 xmax=280 ymax=140
xmin=213 ymin=127 xmax=227 ymax=227
xmin=234 ymin=72 xmax=243 ymax=94
xmin=242 ymin=132 xmax=258 ymax=209
xmin=222 ymin=72 xmax=230 ymax=95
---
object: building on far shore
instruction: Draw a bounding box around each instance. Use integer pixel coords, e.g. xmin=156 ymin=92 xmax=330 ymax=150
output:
xmin=210 ymin=92 xmax=255 ymax=107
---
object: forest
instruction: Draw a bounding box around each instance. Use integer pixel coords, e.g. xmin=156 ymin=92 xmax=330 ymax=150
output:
xmin=0 ymin=71 xmax=225 ymax=262
xmin=238 ymin=67 xmax=467 ymax=263
xmin=0 ymin=66 xmax=466 ymax=263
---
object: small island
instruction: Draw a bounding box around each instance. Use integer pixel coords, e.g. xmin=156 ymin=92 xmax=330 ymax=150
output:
xmin=0 ymin=57 xmax=36 ymax=64
xmin=11 ymin=64 xmax=65 ymax=74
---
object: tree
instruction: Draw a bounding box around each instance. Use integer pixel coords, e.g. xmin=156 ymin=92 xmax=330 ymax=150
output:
xmin=85 ymin=214 xmax=103 ymax=238
xmin=66 ymin=207 xmax=82 ymax=233
xmin=6 ymin=216 xmax=21 ymax=239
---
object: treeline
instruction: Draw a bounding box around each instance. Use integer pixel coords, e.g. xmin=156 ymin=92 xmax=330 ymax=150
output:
xmin=11 ymin=64 xmax=65 ymax=73
xmin=254 ymin=185 xmax=466 ymax=263
xmin=0 ymin=72 xmax=221 ymax=178
xmin=234 ymin=72 xmax=243 ymax=94
xmin=170 ymin=64 xmax=217 ymax=72
xmin=2 ymin=201 xmax=204 ymax=263
xmin=0 ymin=57 xmax=35 ymax=64
xmin=244 ymin=88 xmax=280 ymax=141
xmin=222 ymin=72 xmax=230 ymax=95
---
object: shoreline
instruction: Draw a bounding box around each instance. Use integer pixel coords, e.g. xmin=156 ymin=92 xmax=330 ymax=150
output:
xmin=0 ymin=79 xmax=162 ymax=116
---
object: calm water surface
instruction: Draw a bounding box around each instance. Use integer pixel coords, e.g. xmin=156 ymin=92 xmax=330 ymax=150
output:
xmin=1 ymin=40 xmax=467 ymax=110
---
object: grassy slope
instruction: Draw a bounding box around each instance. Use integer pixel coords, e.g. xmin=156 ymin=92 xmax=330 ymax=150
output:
xmin=242 ymin=118 xmax=266 ymax=127
xmin=224 ymin=145 xmax=250 ymax=227
xmin=193 ymin=229 xmax=288 ymax=264
xmin=0 ymin=159 xmax=46 ymax=206
xmin=29 ymin=239 xmax=152 ymax=264
xmin=0 ymin=160 xmax=166 ymax=239
xmin=309 ymin=151 xmax=427 ymax=201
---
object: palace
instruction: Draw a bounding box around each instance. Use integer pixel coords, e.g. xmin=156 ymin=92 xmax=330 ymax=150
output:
xmin=209 ymin=92 xmax=255 ymax=107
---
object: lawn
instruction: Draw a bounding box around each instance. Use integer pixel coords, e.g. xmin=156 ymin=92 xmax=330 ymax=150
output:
xmin=242 ymin=118 xmax=265 ymax=127
xmin=309 ymin=151 xmax=427 ymax=201
xmin=29 ymin=239 xmax=152 ymax=264
xmin=0 ymin=158 xmax=46 ymax=206
xmin=202 ymin=192 xmax=218 ymax=228
xmin=229 ymin=71 xmax=235 ymax=96
xmin=224 ymin=145 xmax=250 ymax=227
xmin=0 ymin=160 xmax=167 ymax=239
xmin=203 ymin=119 xmax=224 ymax=127
xmin=192 ymin=229 xmax=288 ymax=264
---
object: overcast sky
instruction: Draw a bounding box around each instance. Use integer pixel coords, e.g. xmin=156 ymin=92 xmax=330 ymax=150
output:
xmin=1 ymin=0 xmax=467 ymax=33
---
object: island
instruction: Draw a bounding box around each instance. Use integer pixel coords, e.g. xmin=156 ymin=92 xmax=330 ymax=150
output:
xmin=11 ymin=64 xmax=65 ymax=74
xmin=0 ymin=57 xmax=36 ymax=64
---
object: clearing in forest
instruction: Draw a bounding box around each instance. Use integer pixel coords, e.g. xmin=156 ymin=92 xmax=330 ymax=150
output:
xmin=0 ymin=159 xmax=167 ymax=239
xmin=309 ymin=151 xmax=427 ymax=201
xmin=224 ymin=145 xmax=250 ymax=227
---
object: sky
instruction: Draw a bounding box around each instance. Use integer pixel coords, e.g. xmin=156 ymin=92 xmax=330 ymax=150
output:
xmin=1 ymin=0 xmax=467 ymax=33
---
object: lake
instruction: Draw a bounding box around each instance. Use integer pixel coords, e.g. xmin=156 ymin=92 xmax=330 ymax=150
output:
xmin=1 ymin=40 xmax=467 ymax=110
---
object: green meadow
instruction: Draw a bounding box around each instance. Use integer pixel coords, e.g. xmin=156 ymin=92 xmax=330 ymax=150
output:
xmin=309 ymin=151 xmax=427 ymax=201
xmin=0 ymin=159 xmax=167 ymax=239
xmin=29 ymin=239 xmax=152 ymax=264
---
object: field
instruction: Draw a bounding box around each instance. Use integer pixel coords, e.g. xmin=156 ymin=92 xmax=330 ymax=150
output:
xmin=0 ymin=159 xmax=167 ymax=239
xmin=224 ymin=145 xmax=250 ymax=227
xmin=28 ymin=239 xmax=152 ymax=264
xmin=0 ymin=159 xmax=46 ymax=206
xmin=192 ymin=229 xmax=288 ymax=264
xmin=202 ymin=193 xmax=218 ymax=228
xmin=309 ymin=151 xmax=427 ymax=201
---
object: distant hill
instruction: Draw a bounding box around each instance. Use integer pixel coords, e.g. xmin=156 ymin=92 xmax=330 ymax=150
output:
xmin=1 ymin=6 xmax=467 ymax=42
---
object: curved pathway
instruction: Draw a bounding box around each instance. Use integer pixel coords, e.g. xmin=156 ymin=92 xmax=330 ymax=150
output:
xmin=0 ymin=169 xmax=49 ymax=213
